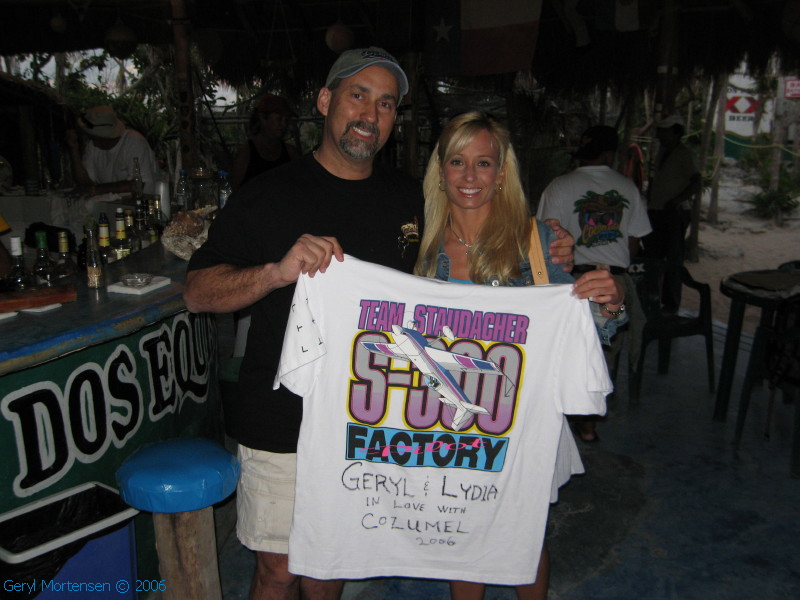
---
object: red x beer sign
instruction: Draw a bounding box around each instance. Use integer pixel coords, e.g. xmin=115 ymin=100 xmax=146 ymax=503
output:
xmin=726 ymin=96 xmax=758 ymax=113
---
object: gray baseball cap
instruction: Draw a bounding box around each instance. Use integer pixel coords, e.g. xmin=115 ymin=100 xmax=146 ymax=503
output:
xmin=325 ymin=46 xmax=409 ymax=98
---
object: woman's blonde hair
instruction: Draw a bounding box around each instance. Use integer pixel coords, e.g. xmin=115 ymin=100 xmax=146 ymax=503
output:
xmin=414 ymin=111 xmax=531 ymax=283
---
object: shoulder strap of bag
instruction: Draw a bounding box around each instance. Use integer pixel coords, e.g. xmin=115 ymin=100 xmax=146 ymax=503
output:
xmin=528 ymin=217 xmax=550 ymax=285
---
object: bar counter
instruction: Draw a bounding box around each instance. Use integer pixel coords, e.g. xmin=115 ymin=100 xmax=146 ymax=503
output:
xmin=0 ymin=242 xmax=222 ymax=583
xmin=0 ymin=243 xmax=189 ymax=376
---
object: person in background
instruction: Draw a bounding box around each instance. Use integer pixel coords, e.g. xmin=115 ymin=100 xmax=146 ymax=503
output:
xmin=416 ymin=111 xmax=626 ymax=600
xmin=228 ymin=94 xmax=301 ymax=356
xmin=230 ymin=94 xmax=300 ymax=191
xmin=643 ymin=114 xmax=702 ymax=313
xmin=65 ymin=105 xmax=159 ymax=197
xmin=184 ymin=49 xmax=575 ymax=600
xmin=537 ymin=125 xmax=651 ymax=442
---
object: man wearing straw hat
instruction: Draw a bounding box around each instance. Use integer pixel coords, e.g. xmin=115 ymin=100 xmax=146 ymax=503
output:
xmin=66 ymin=105 xmax=158 ymax=198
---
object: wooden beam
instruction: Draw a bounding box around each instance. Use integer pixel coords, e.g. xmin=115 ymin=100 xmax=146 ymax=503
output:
xmin=170 ymin=0 xmax=196 ymax=171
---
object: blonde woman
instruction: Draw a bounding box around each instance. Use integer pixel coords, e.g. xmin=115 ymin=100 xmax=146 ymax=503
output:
xmin=415 ymin=111 xmax=625 ymax=600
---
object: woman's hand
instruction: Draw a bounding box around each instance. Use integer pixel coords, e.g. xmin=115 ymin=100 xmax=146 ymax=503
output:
xmin=572 ymin=269 xmax=624 ymax=310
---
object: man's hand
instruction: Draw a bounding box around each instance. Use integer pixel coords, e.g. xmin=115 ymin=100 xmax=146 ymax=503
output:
xmin=544 ymin=218 xmax=574 ymax=272
xmin=184 ymin=234 xmax=344 ymax=314
xmin=273 ymin=234 xmax=345 ymax=286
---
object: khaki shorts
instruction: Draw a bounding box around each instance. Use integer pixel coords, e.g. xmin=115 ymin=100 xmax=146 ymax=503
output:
xmin=236 ymin=446 xmax=296 ymax=554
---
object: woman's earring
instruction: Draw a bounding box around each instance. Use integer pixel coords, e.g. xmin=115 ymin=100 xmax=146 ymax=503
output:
xmin=439 ymin=180 xmax=446 ymax=191
xmin=496 ymin=183 xmax=503 ymax=191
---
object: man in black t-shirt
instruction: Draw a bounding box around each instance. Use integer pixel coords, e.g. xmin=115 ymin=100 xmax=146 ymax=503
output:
xmin=185 ymin=48 xmax=572 ymax=600
xmin=186 ymin=47 xmax=423 ymax=600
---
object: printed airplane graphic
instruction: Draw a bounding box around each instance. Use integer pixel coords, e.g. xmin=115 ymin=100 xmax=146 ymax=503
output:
xmin=361 ymin=323 xmax=512 ymax=431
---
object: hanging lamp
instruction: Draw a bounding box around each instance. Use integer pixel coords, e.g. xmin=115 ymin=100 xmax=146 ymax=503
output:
xmin=104 ymin=14 xmax=138 ymax=59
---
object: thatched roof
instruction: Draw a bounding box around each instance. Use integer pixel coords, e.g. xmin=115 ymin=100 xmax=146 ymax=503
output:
xmin=533 ymin=0 xmax=800 ymax=95
xmin=0 ymin=71 xmax=64 ymax=107
xmin=1 ymin=1 xmax=799 ymax=94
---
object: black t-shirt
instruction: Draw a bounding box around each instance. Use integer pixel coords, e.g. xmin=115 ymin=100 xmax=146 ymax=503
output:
xmin=188 ymin=153 xmax=423 ymax=451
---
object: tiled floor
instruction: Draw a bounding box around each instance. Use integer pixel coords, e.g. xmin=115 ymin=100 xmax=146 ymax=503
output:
xmin=216 ymin=315 xmax=800 ymax=599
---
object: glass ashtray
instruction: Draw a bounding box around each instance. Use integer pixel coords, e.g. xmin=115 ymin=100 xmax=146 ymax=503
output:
xmin=120 ymin=273 xmax=153 ymax=288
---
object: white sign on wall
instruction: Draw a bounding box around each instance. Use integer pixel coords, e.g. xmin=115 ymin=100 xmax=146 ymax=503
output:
xmin=725 ymin=71 xmax=773 ymax=138
xmin=784 ymin=78 xmax=800 ymax=98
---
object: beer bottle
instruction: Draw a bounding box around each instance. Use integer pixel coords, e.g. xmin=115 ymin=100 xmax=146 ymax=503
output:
xmin=146 ymin=197 xmax=161 ymax=242
xmin=54 ymin=231 xmax=77 ymax=279
xmin=32 ymin=230 xmax=55 ymax=287
xmin=6 ymin=236 xmax=33 ymax=290
xmin=135 ymin=200 xmax=151 ymax=249
xmin=153 ymin=195 xmax=167 ymax=231
xmin=98 ymin=213 xmax=117 ymax=264
xmin=124 ymin=209 xmax=141 ymax=254
xmin=112 ymin=208 xmax=131 ymax=260
xmin=85 ymin=226 xmax=105 ymax=289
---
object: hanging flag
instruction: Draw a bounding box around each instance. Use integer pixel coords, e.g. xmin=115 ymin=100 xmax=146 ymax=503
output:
xmin=425 ymin=0 xmax=462 ymax=78
xmin=460 ymin=0 xmax=542 ymax=76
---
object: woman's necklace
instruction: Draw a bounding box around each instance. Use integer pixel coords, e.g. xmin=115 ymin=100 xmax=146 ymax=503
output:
xmin=448 ymin=221 xmax=474 ymax=255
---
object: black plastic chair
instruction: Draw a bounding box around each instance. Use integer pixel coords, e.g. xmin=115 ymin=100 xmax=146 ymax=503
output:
xmin=627 ymin=257 xmax=716 ymax=403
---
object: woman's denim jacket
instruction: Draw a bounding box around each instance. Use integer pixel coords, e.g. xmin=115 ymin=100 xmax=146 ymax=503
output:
xmin=433 ymin=221 xmax=626 ymax=345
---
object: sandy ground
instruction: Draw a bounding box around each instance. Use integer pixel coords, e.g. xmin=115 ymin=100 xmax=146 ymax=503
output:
xmin=677 ymin=163 xmax=799 ymax=333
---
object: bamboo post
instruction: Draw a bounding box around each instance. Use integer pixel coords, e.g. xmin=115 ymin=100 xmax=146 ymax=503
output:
xmin=655 ymin=0 xmax=679 ymax=115
xmin=689 ymin=73 xmax=725 ymax=256
xmin=699 ymin=74 xmax=723 ymax=180
xmin=648 ymin=0 xmax=679 ymax=189
xmin=769 ymin=99 xmax=787 ymax=226
xmin=170 ymin=0 xmax=196 ymax=171
xmin=708 ymin=80 xmax=727 ymax=225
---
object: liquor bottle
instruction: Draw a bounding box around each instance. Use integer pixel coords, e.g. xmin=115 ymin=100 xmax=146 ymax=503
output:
xmin=54 ymin=231 xmax=77 ymax=279
xmin=85 ymin=226 xmax=105 ymax=289
xmin=174 ymin=169 xmax=188 ymax=214
xmin=152 ymin=195 xmax=167 ymax=234
xmin=218 ymin=170 xmax=232 ymax=209
xmin=124 ymin=209 xmax=142 ymax=254
xmin=131 ymin=157 xmax=143 ymax=201
xmin=112 ymin=208 xmax=131 ymax=260
xmin=146 ymin=214 xmax=158 ymax=246
xmin=97 ymin=213 xmax=117 ymax=264
xmin=134 ymin=200 xmax=151 ymax=249
xmin=6 ymin=236 xmax=33 ymax=290
xmin=147 ymin=196 xmax=164 ymax=242
xmin=32 ymin=230 xmax=55 ymax=287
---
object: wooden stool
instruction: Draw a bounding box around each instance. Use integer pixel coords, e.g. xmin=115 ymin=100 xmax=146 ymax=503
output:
xmin=116 ymin=438 xmax=239 ymax=600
